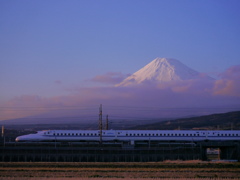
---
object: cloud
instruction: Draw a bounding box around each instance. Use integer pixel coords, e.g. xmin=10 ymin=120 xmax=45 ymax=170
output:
xmin=219 ymin=65 xmax=240 ymax=79
xmin=1 ymin=67 xmax=240 ymax=122
xmin=54 ymin=80 xmax=62 ymax=85
xmin=89 ymin=72 xmax=130 ymax=84
xmin=213 ymin=65 xmax=240 ymax=97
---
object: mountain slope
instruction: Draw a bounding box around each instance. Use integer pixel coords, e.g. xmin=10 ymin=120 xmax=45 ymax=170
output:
xmin=129 ymin=111 xmax=240 ymax=130
xmin=117 ymin=57 xmax=212 ymax=86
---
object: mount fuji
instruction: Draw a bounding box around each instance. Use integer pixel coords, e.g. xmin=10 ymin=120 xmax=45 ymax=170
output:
xmin=116 ymin=57 xmax=213 ymax=86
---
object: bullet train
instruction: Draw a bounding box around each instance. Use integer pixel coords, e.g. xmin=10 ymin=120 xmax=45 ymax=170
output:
xmin=15 ymin=130 xmax=240 ymax=142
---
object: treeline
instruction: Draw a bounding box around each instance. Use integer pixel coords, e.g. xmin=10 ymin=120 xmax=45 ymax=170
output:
xmin=129 ymin=111 xmax=240 ymax=130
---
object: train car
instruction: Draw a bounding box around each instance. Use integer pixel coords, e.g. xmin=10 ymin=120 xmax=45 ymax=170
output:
xmin=15 ymin=130 xmax=240 ymax=142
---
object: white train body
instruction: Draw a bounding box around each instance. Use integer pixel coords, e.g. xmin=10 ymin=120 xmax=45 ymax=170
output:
xmin=15 ymin=130 xmax=240 ymax=142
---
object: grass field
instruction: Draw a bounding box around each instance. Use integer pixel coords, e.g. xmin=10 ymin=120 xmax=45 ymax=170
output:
xmin=0 ymin=161 xmax=239 ymax=179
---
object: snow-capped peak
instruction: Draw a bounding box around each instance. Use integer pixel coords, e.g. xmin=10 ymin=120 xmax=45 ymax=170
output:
xmin=116 ymin=57 xmax=210 ymax=86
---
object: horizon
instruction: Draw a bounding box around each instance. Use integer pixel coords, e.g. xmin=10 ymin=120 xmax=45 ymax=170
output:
xmin=1 ymin=1 xmax=240 ymax=122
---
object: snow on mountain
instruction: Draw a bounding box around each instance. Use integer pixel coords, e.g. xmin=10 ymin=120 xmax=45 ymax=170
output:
xmin=116 ymin=57 xmax=212 ymax=86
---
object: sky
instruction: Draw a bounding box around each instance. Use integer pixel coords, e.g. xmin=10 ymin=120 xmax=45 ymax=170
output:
xmin=0 ymin=0 xmax=240 ymax=122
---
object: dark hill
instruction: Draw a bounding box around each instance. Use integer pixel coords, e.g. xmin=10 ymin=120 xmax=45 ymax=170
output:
xmin=129 ymin=111 xmax=240 ymax=130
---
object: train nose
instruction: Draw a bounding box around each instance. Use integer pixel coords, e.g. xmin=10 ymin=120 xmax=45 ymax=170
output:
xmin=15 ymin=136 xmax=25 ymax=142
xmin=15 ymin=135 xmax=29 ymax=142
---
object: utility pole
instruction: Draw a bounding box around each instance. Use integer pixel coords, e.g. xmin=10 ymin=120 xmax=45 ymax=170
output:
xmin=1 ymin=126 xmax=4 ymax=137
xmin=99 ymin=104 xmax=103 ymax=144
xmin=2 ymin=126 xmax=5 ymax=147
xmin=106 ymin=115 xmax=109 ymax=130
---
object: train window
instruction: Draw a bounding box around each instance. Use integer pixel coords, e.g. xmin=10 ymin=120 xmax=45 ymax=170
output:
xmin=164 ymin=134 xmax=166 ymax=136
xmin=237 ymin=134 xmax=238 ymax=136
xmin=126 ymin=134 xmax=128 ymax=136
xmin=141 ymin=134 xmax=143 ymax=136
xmin=160 ymin=134 xmax=162 ymax=136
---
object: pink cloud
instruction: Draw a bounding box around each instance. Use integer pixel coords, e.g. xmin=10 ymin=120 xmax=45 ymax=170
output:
xmin=1 ymin=67 xmax=240 ymax=122
xmin=213 ymin=65 xmax=240 ymax=97
xmin=219 ymin=65 xmax=240 ymax=79
xmin=89 ymin=72 xmax=130 ymax=84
